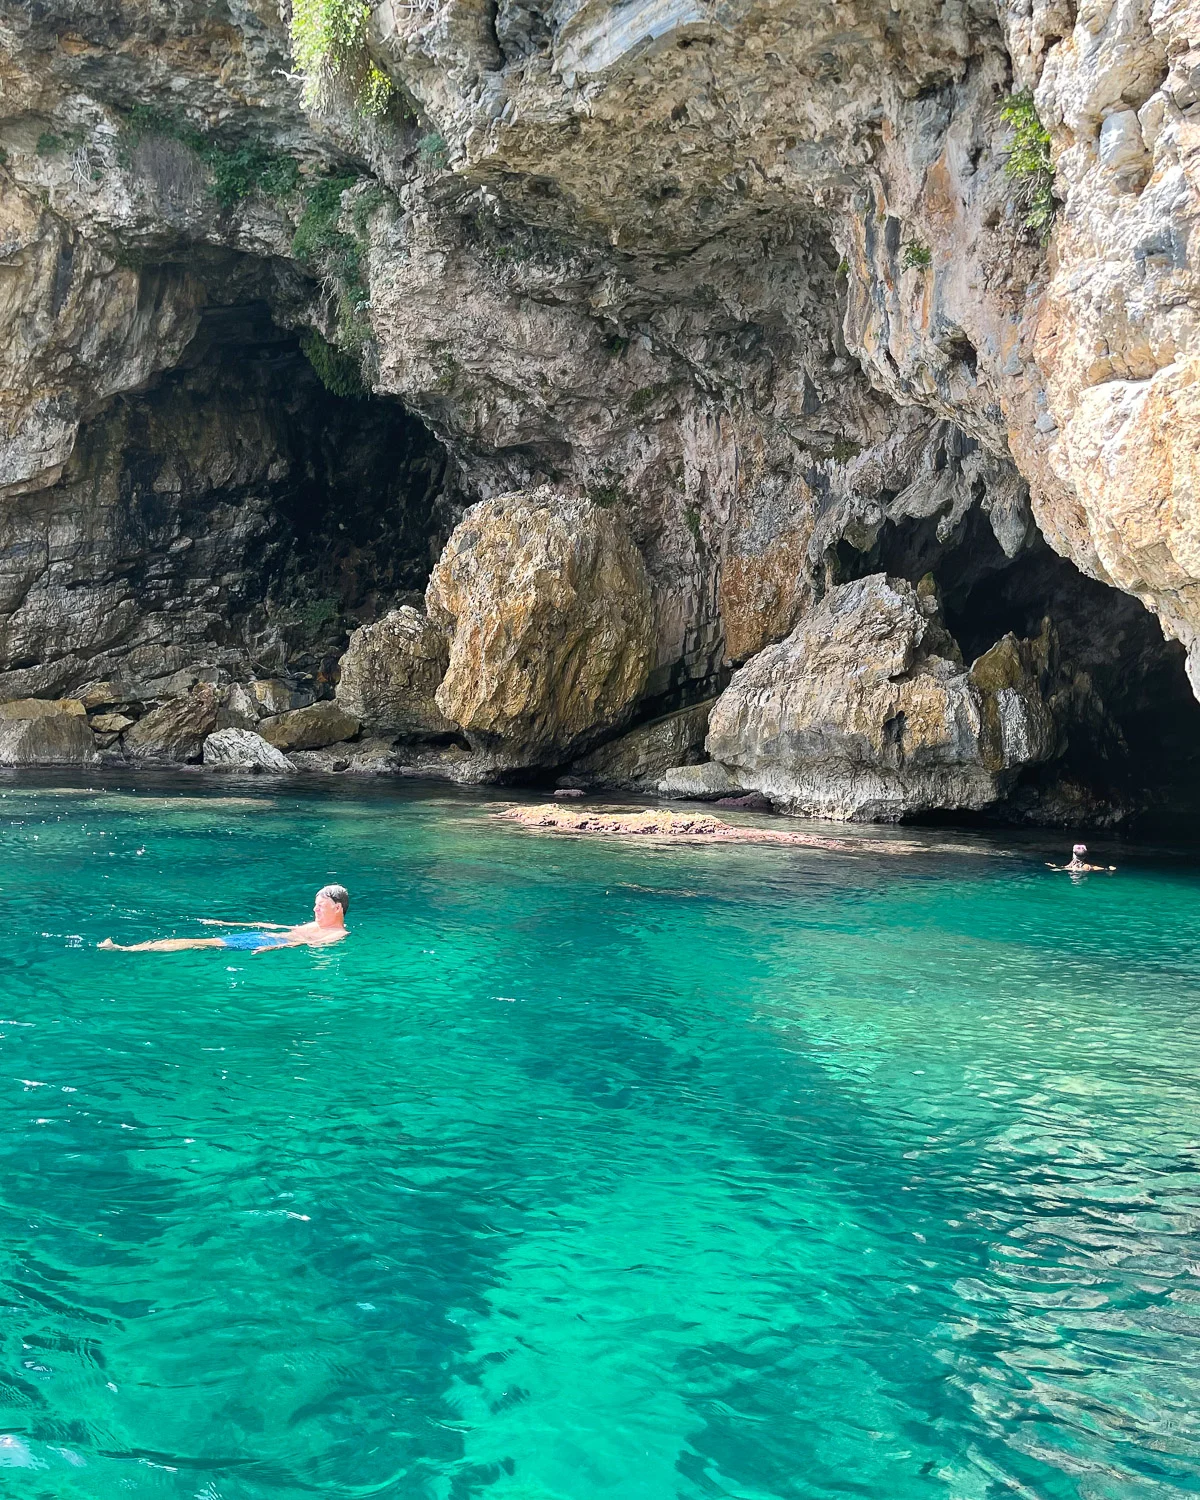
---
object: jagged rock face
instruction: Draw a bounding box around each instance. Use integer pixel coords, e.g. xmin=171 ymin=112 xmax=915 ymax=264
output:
xmin=426 ymin=488 xmax=655 ymax=765
xmin=335 ymin=607 xmax=454 ymax=737
xmin=1 ymin=0 xmax=1198 ymax=822
xmin=1003 ymin=0 xmax=1200 ymax=690
xmin=705 ymin=576 xmax=1056 ymax=820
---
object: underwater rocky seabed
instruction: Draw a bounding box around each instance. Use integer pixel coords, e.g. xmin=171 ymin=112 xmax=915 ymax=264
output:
xmin=3 ymin=772 xmax=1200 ymax=1497
xmin=2 ymin=0 xmax=1200 ymax=828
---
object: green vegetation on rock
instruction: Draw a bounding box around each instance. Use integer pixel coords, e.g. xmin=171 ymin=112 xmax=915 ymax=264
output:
xmin=293 ymin=177 xmax=392 ymax=395
xmin=301 ymin=330 xmax=369 ymax=398
xmin=120 ymin=106 xmax=299 ymax=207
xmin=416 ymin=132 xmax=448 ymax=170
xmin=289 ymin=0 xmax=394 ymax=116
xmin=1000 ymin=92 xmax=1055 ymax=239
xmin=901 ymin=242 xmax=932 ymax=271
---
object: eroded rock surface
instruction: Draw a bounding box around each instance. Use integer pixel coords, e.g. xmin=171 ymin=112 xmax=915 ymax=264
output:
xmin=705 ymin=576 xmax=1056 ymax=820
xmin=335 ymin=607 xmax=453 ymax=737
xmin=427 ymin=489 xmax=655 ymax=765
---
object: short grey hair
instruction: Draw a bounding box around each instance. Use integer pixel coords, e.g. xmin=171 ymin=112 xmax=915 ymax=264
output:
xmin=317 ymin=883 xmax=350 ymax=914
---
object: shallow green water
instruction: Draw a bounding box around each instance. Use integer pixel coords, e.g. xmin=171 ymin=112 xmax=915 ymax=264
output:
xmin=2 ymin=775 xmax=1200 ymax=1499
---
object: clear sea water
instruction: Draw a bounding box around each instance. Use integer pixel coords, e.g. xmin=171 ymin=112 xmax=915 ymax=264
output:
xmin=2 ymin=774 xmax=1200 ymax=1500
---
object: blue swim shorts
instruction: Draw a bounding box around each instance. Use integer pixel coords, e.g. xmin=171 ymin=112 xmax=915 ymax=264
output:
xmin=220 ymin=931 xmax=289 ymax=952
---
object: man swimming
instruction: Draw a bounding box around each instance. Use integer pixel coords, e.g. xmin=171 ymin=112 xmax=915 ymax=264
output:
xmin=1046 ymin=843 xmax=1115 ymax=873
xmin=99 ymin=884 xmax=350 ymax=952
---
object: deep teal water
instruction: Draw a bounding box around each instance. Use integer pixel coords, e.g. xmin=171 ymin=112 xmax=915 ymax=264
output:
xmin=2 ymin=775 xmax=1200 ymax=1499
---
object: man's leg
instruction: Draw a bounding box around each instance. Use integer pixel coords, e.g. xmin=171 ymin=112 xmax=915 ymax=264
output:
xmin=99 ymin=938 xmax=226 ymax=952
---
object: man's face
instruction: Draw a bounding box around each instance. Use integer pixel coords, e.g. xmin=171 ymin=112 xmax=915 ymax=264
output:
xmin=314 ymin=892 xmax=341 ymax=925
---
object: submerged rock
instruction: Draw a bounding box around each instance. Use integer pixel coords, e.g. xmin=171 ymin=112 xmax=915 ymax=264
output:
xmin=335 ymin=607 xmax=453 ymax=738
xmin=426 ymin=489 xmax=655 ymax=767
xmin=499 ymin=804 xmax=854 ymax=848
xmin=202 ymin=728 xmax=294 ymax=773
xmin=258 ymin=703 xmax=360 ymax=753
xmin=705 ymin=575 xmax=1055 ymax=821
xmin=563 ymin=700 xmax=714 ymax=792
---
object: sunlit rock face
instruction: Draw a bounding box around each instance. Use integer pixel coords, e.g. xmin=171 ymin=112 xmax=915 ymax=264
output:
xmin=426 ymin=489 xmax=655 ymax=766
xmin=1002 ymin=0 xmax=1200 ymax=692
xmin=0 ymin=0 xmax=1198 ymax=820
xmin=705 ymin=576 xmax=1056 ymax=820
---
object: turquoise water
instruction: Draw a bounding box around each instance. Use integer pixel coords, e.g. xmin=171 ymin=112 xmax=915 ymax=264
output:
xmin=2 ymin=776 xmax=1200 ymax=1499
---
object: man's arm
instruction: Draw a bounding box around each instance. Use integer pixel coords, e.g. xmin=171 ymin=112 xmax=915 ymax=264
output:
xmin=198 ymin=918 xmax=291 ymax=929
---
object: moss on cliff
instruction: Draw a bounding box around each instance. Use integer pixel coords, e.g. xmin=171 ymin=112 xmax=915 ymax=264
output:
xmin=120 ymin=107 xmax=299 ymax=207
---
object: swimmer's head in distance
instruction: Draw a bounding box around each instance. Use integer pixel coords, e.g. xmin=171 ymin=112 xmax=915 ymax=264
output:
xmin=1072 ymin=844 xmax=1087 ymax=856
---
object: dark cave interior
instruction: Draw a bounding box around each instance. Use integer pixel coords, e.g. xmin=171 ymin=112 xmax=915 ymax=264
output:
xmin=833 ymin=504 xmax=1200 ymax=829
xmin=44 ymin=292 xmax=456 ymax=689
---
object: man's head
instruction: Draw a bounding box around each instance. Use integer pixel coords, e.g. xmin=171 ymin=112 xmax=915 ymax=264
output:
xmin=314 ymin=884 xmax=350 ymax=926
xmin=1072 ymin=844 xmax=1087 ymax=858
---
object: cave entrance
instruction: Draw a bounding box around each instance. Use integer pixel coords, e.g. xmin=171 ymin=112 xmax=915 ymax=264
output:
xmin=168 ymin=295 xmax=453 ymax=670
xmin=7 ymin=273 xmax=455 ymax=703
xmin=832 ymin=505 xmax=1200 ymax=833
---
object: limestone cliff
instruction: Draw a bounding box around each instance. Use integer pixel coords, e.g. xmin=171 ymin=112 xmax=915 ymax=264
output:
xmin=0 ymin=0 xmax=1197 ymax=822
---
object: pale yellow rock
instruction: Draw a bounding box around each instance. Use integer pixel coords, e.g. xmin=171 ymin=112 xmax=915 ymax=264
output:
xmin=89 ymin=711 xmax=135 ymax=735
xmin=426 ymin=488 xmax=655 ymax=765
xmin=258 ymin=703 xmax=360 ymax=753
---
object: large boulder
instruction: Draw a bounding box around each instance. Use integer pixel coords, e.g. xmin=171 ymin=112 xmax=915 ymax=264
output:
xmin=335 ymin=607 xmax=453 ymax=737
xmin=257 ymin=703 xmax=360 ymax=753
xmin=0 ymin=698 xmax=97 ymax=764
xmin=705 ymin=575 xmax=1056 ymax=820
xmin=202 ymin=728 xmax=294 ymax=773
xmin=123 ymin=686 xmax=219 ymax=763
xmin=426 ymin=488 xmax=655 ymax=765
xmin=563 ymin=700 xmax=714 ymax=792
